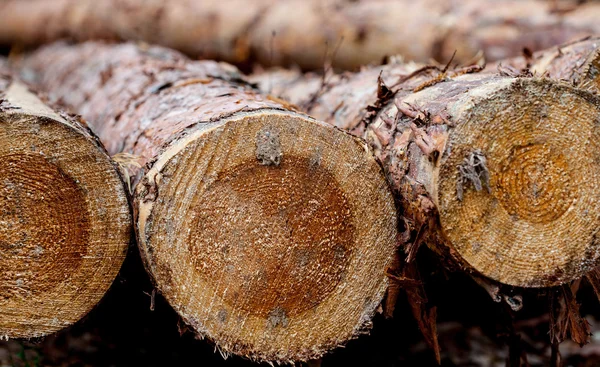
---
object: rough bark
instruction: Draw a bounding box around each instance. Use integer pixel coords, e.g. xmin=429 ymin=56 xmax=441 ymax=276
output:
xmin=0 ymin=61 xmax=131 ymax=339
xmin=492 ymin=36 xmax=600 ymax=93
xmin=1 ymin=0 xmax=600 ymax=70
xmin=20 ymin=42 xmax=398 ymax=362
xmin=251 ymin=62 xmax=600 ymax=289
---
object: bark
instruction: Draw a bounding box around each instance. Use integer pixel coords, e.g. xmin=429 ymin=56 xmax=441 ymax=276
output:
xmin=0 ymin=61 xmax=131 ymax=339
xmin=20 ymin=41 xmax=398 ymax=363
xmin=251 ymin=62 xmax=600 ymax=289
xmin=492 ymin=36 xmax=600 ymax=93
xmin=1 ymin=0 xmax=600 ymax=70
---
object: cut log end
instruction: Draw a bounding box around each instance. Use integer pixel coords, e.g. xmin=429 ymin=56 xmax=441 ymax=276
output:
xmin=136 ymin=110 xmax=397 ymax=361
xmin=0 ymin=85 xmax=130 ymax=339
xmin=438 ymin=79 xmax=600 ymax=288
xmin=0 ymin=153 xmax=90 ymax=295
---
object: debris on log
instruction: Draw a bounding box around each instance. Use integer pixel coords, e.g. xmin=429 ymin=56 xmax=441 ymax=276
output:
xmin=20 ymin=42 xmax=398 ymax=362
xmin=0 ymin=60 xmax=131 ymax=339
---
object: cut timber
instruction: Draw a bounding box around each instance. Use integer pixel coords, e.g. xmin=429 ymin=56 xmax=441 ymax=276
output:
xmin=0 ymin=63 xmax=130 ymax=338
xmin=251 ymin=64 xmax=600 ymax=288
xmin=494 ymin=36 xmax=600 ymax=93
xmin=2 ymin=0 xmax=600 ymax=69
xmin=21 ymin=42 xmax=398 ymax=362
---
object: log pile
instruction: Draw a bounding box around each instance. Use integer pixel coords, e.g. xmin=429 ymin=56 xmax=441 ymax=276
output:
xmin=248 ymin=37 xmax=600 ymax=362
xmin=2 ymin=1 xmax=600 ymax=365
xmin=250 ymin=43 xmax=600 ymax=288
xmin=18 ymin=42 xmax=397 ymax=362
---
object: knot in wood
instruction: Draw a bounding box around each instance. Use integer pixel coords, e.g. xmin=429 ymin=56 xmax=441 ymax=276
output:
xmin=255 ymin=126 xmax=282 ymax=166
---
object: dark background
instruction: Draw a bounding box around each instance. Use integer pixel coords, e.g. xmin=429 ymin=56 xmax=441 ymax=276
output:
xmin=3 ymin=244 xmax=600 ymax=367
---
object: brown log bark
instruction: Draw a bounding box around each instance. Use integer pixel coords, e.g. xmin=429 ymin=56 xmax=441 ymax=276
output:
xmin=20 ymin=42 xmax=398 ymax=362
xmin=251 ymin=62 xmax=600 ymax=289
xmin=0 ymin=61 xmax=131 ymax=339
xmin=492 ymin=36 xmax=600 ymax=94
xmin=1 ymin=0 xmax=600 ymax=70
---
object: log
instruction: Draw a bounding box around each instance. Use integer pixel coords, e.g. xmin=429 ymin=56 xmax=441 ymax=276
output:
xmin=1 ymin=0 xmax=600 ymax=69
xmin=0 ymin=61 xmax=130 ymax=339
xmin=20 ymin=42 xmax=398 ymax=362
xmin=493 ymin=36 xmax=600 ymax=94
xmin=250 ymin=62 xmax=600 ymax=288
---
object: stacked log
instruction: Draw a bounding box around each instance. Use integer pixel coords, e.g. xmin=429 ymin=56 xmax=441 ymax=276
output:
xmin=250 ymin=41 xmax=600 ymax=359
xmin=19 ymin=42 xmax=398 ymax=362
xmin=4 ymin=5 xmax=600 ymax=362
xmin=1 ymin=0 xmax=600 ymax=69
xmin=0 ymin=60 xmax=131 ymax=339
